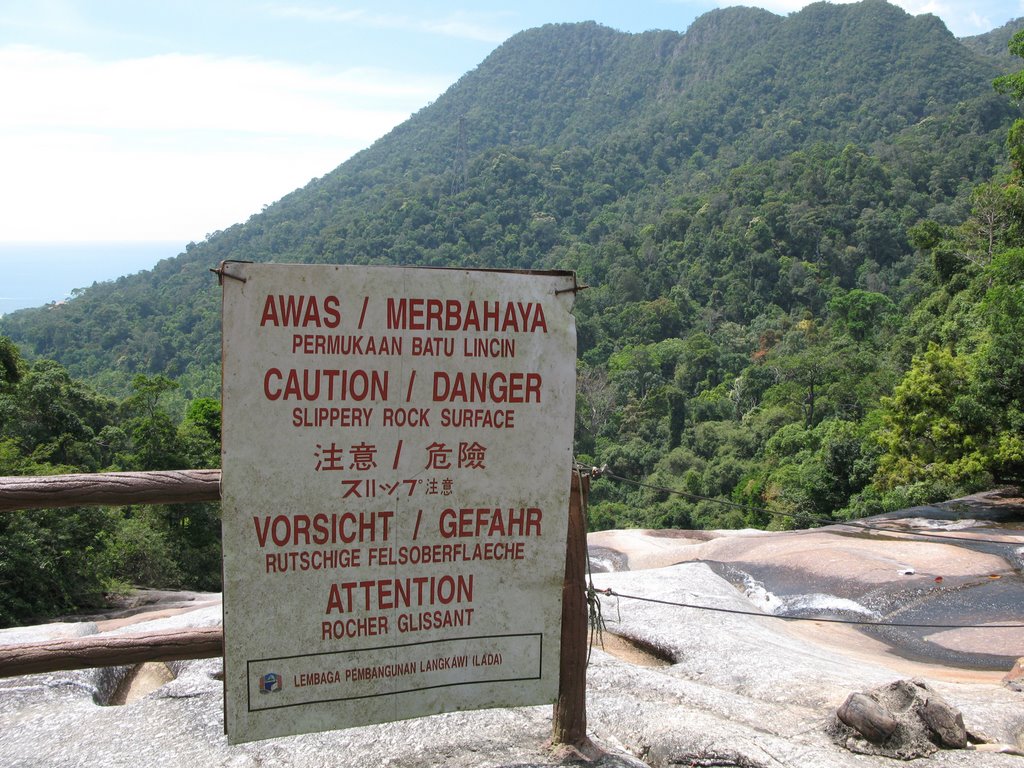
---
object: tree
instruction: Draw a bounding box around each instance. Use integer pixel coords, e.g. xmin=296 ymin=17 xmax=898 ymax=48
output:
xmin=575 ymin=363 xmax=616 ymax=456
xmin=994 ymin=29 xmax=1024 ymax=175
xmin=872 ymin=344 xmax=991 ymax=491
xmin=956 ymin=181 xmax=1024 ymax=266
xmin=120 ymin=375 xmax=185 ymax=470
xmin=974 ymin=249 xmax=1024 ymax=479
xmin=827 ymin=289 xmax=895 ymax=342
xmin=179 ymin=397 xmax=221 ymax=468
xmin=0 ymin=336 xmax=21 ymax=386
xmin=0 ymin=358 xmax=115 ymax=470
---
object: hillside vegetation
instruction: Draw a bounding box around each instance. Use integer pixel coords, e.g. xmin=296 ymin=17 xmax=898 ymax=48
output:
xmin=1 ymin=1 xmax=1023 ymax=624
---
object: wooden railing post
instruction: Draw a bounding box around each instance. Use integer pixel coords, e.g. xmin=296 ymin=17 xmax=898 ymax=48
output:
xmin=552 ymin=469 xmax=591 ymax=748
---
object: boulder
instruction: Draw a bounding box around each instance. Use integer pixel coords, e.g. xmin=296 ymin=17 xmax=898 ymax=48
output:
xmin=836 ymin=692 xmax=898 ymax=744
xmin=831 ymin=679 xmax=969 ymax=758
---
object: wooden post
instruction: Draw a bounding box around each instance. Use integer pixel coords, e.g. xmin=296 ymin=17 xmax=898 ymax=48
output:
xmin=552 ymin=469 xmax=591 ymax=748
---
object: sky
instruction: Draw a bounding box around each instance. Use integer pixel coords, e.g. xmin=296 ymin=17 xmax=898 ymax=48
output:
xmin=0 ymin=0 xmax=1021 ymax=251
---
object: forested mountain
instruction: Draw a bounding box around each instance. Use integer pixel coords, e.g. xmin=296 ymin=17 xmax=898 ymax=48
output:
xmin=3 ymin=1 xmax=1016 ymax=394
xmin=1 ymin=0 xmax=1023 ymax=623
xmin=962 ymin=16 xmax=1024 ymax=61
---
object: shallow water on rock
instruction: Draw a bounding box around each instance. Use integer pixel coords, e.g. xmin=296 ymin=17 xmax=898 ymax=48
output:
xmin=587 ymin=546 xmax=629 ymax=573
xmin=704 ymin=510 xmax=1024 ymax=670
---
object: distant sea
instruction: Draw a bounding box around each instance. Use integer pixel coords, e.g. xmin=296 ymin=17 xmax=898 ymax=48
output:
xmin=0 ymin=241 xmax=186 ymax=316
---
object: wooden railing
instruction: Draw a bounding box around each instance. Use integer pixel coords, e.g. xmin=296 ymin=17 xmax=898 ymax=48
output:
xmin=2 ymin=626 xmax=224 ymax=677
xmin=0 ymin=467 xmax=591 ymax=747
xmin=0 ymin=469 xmax=221 ymax=512
xmin=0 ymin=470 xmax=224 ymax=678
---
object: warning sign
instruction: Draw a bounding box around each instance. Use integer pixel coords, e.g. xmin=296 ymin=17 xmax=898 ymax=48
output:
xmin=219 ymin=264 xmax=577 ymax=743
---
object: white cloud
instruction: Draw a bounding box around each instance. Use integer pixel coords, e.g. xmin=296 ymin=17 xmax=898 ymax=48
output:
xmin=860 ymin=0 xmax=1018 ymax=35
xmin=0 ymin=45 xmax=437 ymax=135
xmin=0 ymin=130 xmax=346 ymax=241
xmin=263 ymin=3 xmax=511 ymax=43
xmin=0 ymin=45 xmax=447 ymax=241
xmin=422 ymin=11 xmax=513 ymax=43
xmin=0 ymin=0 xmax=96 ymax=36
xmin=892 ymin=0 xmax=984 ymax=34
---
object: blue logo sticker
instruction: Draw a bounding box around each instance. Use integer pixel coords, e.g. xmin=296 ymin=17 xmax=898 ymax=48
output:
xmin=258 ymin=672 xmax=282 ymax=693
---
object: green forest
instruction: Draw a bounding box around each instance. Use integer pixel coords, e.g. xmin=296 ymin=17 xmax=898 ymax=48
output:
xmin=1 ymin=0 xmax=1023 ymax=626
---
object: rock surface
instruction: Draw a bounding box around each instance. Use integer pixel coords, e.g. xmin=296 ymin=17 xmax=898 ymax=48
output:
xmin=2 ymin=502 xmax=1023 ymax=767
xmin=2 ymin=563 xmax=1023 ymax=767
xmin=588 ymin=489 xmax=1024 ymax=667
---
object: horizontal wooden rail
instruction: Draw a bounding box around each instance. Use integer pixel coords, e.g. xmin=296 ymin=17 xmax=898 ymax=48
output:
xmin=0 ymin=627 xmax=224 ymax=678
xmin=0 ymin=469 xmax=225 ymax=678
xmin=0 ymin=469 xmax=221 ymax=513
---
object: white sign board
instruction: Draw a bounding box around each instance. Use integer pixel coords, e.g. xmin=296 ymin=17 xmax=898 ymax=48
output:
xmin=219 ymin=264 xmax=577 ymax=743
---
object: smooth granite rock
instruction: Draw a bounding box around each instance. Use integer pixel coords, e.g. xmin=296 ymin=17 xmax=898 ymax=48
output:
xmin=1 ymin=563 xmax=1022 ymax=767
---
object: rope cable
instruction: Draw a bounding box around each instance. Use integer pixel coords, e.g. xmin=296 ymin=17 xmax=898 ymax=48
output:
xmin=576 ymin=464 xmax=606 ymax=664
xmin=595 ymin=588 xmax=1024 ymax=629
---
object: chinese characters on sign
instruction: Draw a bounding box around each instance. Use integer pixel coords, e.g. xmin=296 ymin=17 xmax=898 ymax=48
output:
xmin=220 ymin=265 xmax=577 ymax=743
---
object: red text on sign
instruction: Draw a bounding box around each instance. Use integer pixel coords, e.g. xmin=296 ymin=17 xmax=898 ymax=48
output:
xmin=438 ymin=507 xmax=542 ymax=537
xmin=325 ymin=574 xmax=474 ymax=613
xmin=252 ymin=511 xmax=394 ymax=547
xmin=386 ymin=298 xmax=547 ymax=333
xmin=321 ymin=616 xmax=389 ymax=639
xmin=264 ymin=368 xmax=388 ymax=401
xmin=291 ymin=334 xmax=401 ymax=355
xmin=432 ymin=371 xmax=541 ymax=403
xmin=260 ymin=294 xmax=341 ymax=328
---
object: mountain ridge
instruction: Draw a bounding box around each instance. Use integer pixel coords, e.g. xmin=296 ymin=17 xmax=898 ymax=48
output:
xmin=0 ymin=0 xmax=1020 ymax=398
